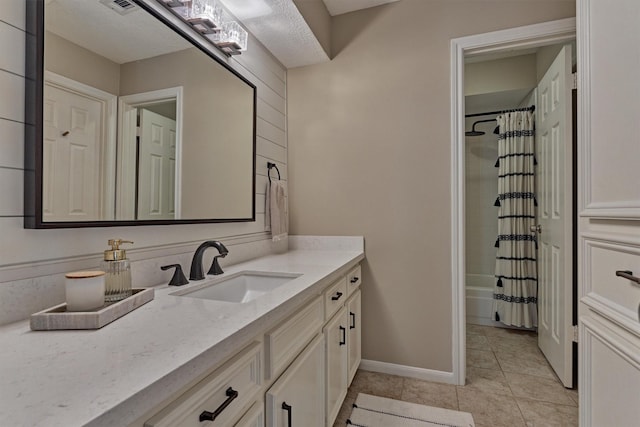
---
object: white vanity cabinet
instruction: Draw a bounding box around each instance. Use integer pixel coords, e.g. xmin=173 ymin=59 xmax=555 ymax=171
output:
xmin=325 ymin=266 xmax=363 ymax=426
xmin=235 ymin=402 xmax=265 ymax=427
xmin=265 ymin=334 xmax=326 ymax=427
xmin=347 ymin=290 xmax=362 ymax=384
xmin=144 ymin=263 xmax=363 ymax=427
xmin=324 ymin=307 xmax=349 ymax=425
xmin=144 ymin=342 xmax=262 ymax=427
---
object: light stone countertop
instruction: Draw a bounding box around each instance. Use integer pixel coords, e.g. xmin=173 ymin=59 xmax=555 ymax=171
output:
xmin=0 ymin=237 xmax=364 ymax=427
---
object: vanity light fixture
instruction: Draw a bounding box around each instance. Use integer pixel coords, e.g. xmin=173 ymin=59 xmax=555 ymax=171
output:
xmin=158 ymin=0 xmax=248 ymax=55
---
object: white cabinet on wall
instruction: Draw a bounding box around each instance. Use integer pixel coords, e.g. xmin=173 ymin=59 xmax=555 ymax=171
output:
xmin=265 ymin=335 xmax=326 ymax=427
xmin=578 ymin=0 xmax=640 ymax=424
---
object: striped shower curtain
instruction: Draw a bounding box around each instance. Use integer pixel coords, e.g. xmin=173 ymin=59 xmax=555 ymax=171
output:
xmin=492 ymin=111 xmax=538 ymax=328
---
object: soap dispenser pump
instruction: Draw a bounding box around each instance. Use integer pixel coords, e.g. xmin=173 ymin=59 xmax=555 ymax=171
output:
xmin=101 ymin=239 xmax=133 ymax=302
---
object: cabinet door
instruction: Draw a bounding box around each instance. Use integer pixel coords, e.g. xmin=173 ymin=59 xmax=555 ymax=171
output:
xmin=347 ymin=290 xmax=362 ymax=385
xmin=265 ymin=335 xmax=325 ymax=427
xmin=578 ymin=0 xmax=640 ymax=422
xmin=325 ymin=308 xmax=348 ymax=426
xmin=235 ymin=401 xmax=264 ymax=427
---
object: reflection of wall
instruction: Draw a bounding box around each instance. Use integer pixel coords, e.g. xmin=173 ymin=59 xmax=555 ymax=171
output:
xmin=45 ymin=31 xmax=120 ymax=95
xmin=120 ymin=48 xmax=254 ymax=219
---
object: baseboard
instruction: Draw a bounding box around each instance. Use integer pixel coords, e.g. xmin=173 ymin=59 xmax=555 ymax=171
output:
xmin=359 ymin=359 xmax=455 ymax=385
xmin=466 ymin=316 xmax=504 ymax=328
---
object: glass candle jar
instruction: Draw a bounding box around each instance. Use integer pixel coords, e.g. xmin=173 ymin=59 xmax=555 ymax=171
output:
xmin=65 ymin=271 xmax=106 ymax=312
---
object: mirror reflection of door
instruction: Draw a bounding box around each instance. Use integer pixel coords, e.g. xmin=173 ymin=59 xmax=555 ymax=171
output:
xmin=43 ymin=74 xmax=116 ymax=221
xmin=136 ymin=108 xmax=177 ymax=220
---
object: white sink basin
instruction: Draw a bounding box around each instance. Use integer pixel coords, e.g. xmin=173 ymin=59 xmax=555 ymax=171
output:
xmin=172 ymin=271 xmax=301 ymax=303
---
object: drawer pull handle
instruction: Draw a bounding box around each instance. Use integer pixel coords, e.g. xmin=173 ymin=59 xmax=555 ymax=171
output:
xmin=615 ymin=270 xmax=640 ymax=285
xmin=331 ymin=292 xmax=343 ymax=301
xmin=350 ymin=277 xmax=359 ymax=284
xmin=350 ymin=312 xmax=356 ymax=329
xmin=282 ymin=402 xmax=292 ymax=426
xmin=199 ymin=387 xmax=238 ymax=422
xmin=340 ymin=326 xmax=346 ymax=345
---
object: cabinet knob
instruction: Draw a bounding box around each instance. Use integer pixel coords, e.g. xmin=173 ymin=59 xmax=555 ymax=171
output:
xmin=199 ymin=387 xmax=238 ymax=422
xmin=331 ymin=292 xmax=343 ymax=301
xmin=350 ymin=277 xmax=359 ymax=284
xmin=350 ymin=312 xmax=356 ymax=329
xmin=339 ymin=326 xmax=346 ymax=345
xmin=615 ymin=270 xmax=640 ymax=285
xmin=282 ymin=402 xmax=292 ymax=426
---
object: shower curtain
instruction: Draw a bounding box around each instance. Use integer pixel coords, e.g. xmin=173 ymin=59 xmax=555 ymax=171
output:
xmin=492 ymin=111 xmax=538 ymax=328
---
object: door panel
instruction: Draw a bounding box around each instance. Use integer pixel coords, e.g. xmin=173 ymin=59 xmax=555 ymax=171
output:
xmin=137 ymin=109 xmax=177 ymax=220
xmin=43 ymin=84 xmax=103 ymax=221
xmin=265 ymin=334 xmax=324 ymax=427
xmin=536 ymin=44 xmax=573 ymax=387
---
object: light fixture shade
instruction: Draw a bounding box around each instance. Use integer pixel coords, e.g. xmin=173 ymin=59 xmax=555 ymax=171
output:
xmin=223 ymin=21 xmax=248 ymax=51
xmin=180 ymin=0 xmax=223 ymax=33
xmin=159 ymin=0 xmax=248 ymax=55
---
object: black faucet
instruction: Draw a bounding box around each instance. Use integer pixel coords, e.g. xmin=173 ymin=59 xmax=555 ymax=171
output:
xmin=189 ymin=241 xmax=229 ymax=280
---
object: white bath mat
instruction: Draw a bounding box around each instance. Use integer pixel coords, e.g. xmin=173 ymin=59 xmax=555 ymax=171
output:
xmin=347 ymin=393 xmax=475 ymax=427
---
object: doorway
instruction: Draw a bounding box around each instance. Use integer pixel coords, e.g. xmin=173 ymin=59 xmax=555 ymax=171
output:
xmin=450 ymin=18 xmax=576 ymax=388
xmin=117 ymin=87 xmax=183 ymax=220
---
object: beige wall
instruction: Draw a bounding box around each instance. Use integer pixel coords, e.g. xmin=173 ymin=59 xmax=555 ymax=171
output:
xmin=288 ymin=0 xmax=575 ymax=371
xmin=465 ymin=116 xmax=499 ymax=281
xmin=293 ymin=0 xmax=332 ymax=57
xmin=465 ymin=54 xmax=537 ymax=96
xmin=120 ymin=48 xmax=254 ymax=219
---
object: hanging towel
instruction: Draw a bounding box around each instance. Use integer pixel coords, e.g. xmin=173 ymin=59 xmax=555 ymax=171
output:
xmin=265 ymin=180 xmax=288 ymax=242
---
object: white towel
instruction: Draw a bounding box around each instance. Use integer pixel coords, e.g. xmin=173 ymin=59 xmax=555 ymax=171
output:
xmin=265 ymin=180 xmax=288 ymax=242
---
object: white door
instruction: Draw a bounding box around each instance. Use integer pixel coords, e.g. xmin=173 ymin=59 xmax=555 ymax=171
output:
xmin=43 ymin=83 xmax=104 ymax=221
xmin=535 ymin=45 xmax=573 ymax=387
xmin=137 ymin=109 xmax=176 ymax=220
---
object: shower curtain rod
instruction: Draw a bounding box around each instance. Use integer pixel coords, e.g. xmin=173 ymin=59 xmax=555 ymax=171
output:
xmin=465 ymin=105 xmax=535 ymax=118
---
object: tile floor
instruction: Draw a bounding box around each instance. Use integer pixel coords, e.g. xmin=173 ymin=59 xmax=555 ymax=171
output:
xmin=333 ymin=324 xmax=578 ymax=427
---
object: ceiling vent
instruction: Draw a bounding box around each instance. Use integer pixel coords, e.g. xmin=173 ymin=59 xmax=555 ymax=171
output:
xmin=99 ymin=0 xmax=138 ymax=15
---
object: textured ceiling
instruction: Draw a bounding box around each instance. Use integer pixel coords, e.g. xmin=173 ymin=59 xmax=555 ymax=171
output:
xmin=46 ymin=0 xmax=189 ymax=64
xmin=322 ymin=0 xmax=401 ymax=16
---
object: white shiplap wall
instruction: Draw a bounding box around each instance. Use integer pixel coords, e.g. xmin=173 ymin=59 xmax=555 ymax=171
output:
xmin=0 ymin=1 xmax=288 ymax=321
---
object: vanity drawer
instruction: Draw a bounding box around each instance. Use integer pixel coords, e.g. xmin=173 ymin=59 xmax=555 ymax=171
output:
xmin=144 ymin=342 xmax=262 ymax=427
xmin=265 ymin=296 xmax=323 ymax=380
xmin=584 ymin=237 xmax=640 ymax=329
xmin=346 ymin=264 xmax=362 ymax=296
xmin=325 ymin=276 xmax=348 ymax=319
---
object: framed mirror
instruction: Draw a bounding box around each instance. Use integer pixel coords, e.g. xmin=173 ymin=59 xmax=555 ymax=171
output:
xmin=25 ymin=0 xmax=256 ymax=228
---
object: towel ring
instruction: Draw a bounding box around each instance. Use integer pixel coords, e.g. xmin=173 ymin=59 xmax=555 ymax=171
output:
xmin=267 ymin=162 xmax=281 ymax=183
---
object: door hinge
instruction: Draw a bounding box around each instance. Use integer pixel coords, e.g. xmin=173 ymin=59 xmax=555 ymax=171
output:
xmin=572 ymin=325 xmax=579 ymax=343
xmin=572 ymin=72 xmax=578 ymax=90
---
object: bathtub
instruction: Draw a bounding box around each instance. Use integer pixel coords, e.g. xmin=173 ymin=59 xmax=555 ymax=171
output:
xmin=465 ymin=274 xmax=502 ymax=327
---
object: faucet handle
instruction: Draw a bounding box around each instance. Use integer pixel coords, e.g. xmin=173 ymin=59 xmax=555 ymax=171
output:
xmin=207 ymin=256 xmax=225 ymax=276
xmin=161 ymin=264 xmax=189 ymax=286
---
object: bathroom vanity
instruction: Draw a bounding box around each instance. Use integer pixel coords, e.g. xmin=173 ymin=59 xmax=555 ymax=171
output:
xmin=0 ymin=237 xmax=364 ymax=427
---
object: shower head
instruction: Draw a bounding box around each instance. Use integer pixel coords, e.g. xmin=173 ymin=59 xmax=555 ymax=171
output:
xmin=465 ymin=119 xmax=496 ymax=137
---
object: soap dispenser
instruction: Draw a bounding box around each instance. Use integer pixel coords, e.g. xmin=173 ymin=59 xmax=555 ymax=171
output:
xmin=101 ymin=239 xmax=133 ymax=302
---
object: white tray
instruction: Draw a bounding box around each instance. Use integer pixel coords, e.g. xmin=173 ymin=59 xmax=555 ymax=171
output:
xmin=30 ymin=288 xmax=154 ymax=331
